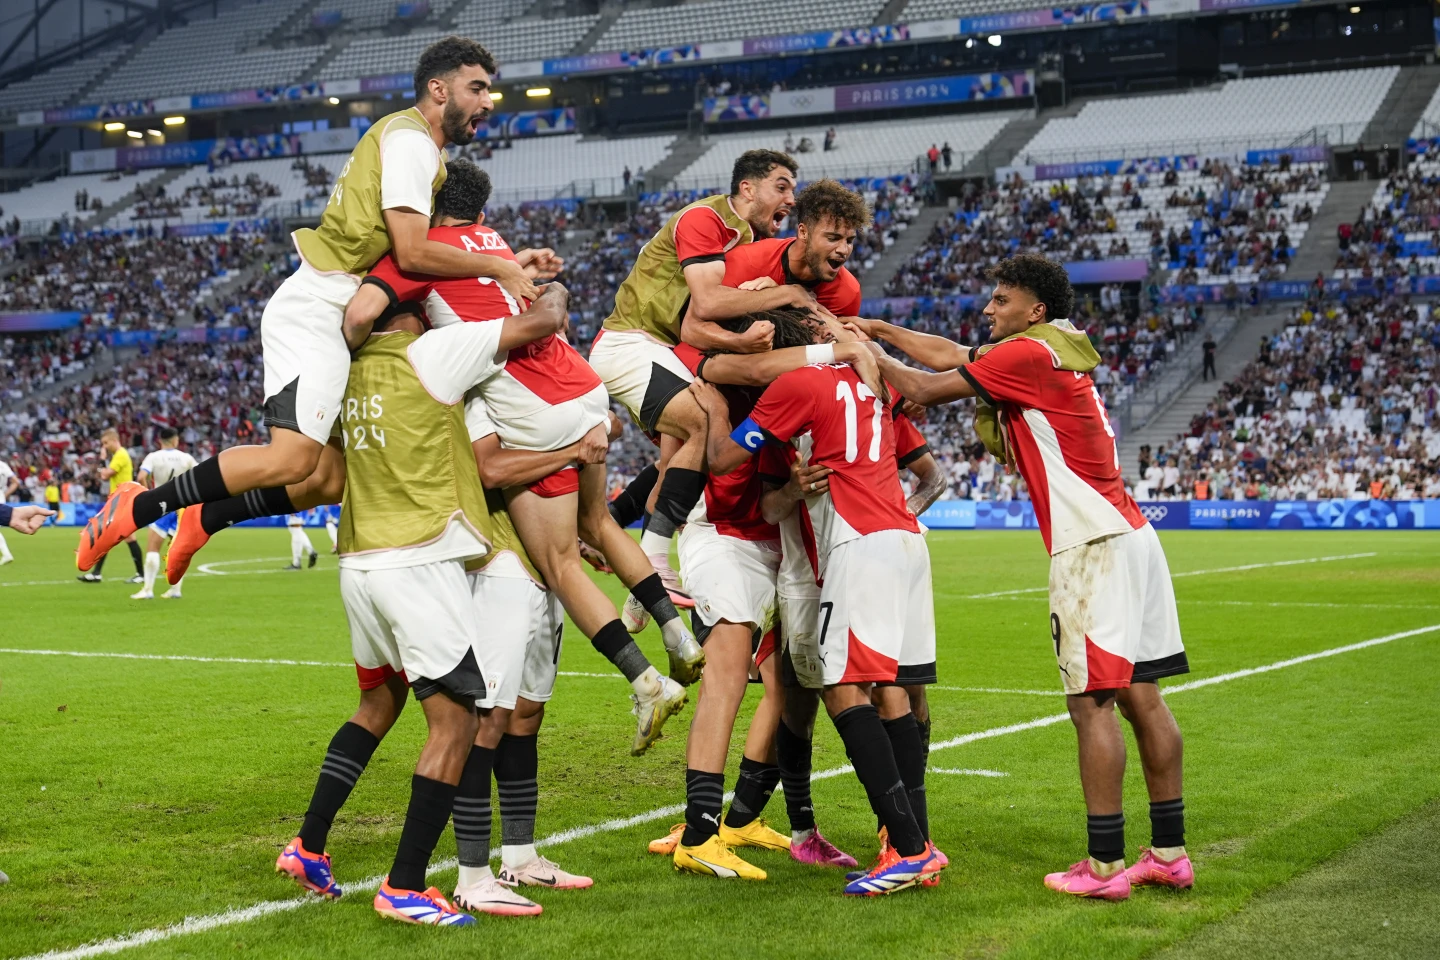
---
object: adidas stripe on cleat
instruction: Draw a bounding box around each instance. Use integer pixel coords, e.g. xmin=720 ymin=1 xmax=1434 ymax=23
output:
xmin=843 ymin=844 xmax=936 ymax=896
xmin=76 ymin=481 xmax=143 ymax=571
xmin=275 ymin=837 xmax=341 ymax=899
xmin=374 ymin=881 xmax=476 ymax=926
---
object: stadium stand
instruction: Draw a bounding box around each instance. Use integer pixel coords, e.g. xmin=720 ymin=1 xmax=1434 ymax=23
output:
xmin=454 ymin=133 xmax=675 ymax=201
xmin=0 ymin=331 xmax=103 ymax=407
xmin=304 ymin=0 xmax=471 ymax=33
xmin=899 ymin=0 xmax=1056 ymax=19
xmin=87 ymin=0 xmax=322 ymax=102
xmin=1138 ymin=294 xmax=1440 ymax=501
xmin=1019 ymin=68 xmax=1398 ymax=163
xmin=0 ymin=171 xmax=168 ymax=233
xmin=0 ymin=48 xmax=127 ymax=120
xmin=674 ymin=114 xmax=1014 ymax=190
xmin=319 ymin=16 xmax=596 ymax=79
xmin=1410 ymin=79 xmax=1440 ymax=138
xmin=595 ymin=0 xmax=887 ymax=52
xmin=114 ymin=155 xmax=349 ymax=227
xmin=1337 ymin=150 xmax=1440 ymax=282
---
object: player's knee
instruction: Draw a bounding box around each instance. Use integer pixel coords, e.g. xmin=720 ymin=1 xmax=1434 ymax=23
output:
xmin=664 ymin=392 xmax=707 ymax=441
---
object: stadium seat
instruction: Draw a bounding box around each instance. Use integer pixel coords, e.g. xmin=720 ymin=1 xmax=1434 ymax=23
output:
xmin=595 ymin=0 xmax=886 ymax=52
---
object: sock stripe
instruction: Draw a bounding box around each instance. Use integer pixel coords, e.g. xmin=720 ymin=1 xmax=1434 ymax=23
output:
xmin=321 ymin=752 xmax=366 ymax=777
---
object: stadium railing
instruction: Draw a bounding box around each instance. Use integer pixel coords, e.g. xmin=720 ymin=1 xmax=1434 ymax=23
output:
xmin=1016 ymin=126 xmax=1357 ymax=168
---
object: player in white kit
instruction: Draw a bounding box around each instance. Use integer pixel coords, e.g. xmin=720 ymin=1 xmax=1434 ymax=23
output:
xmin=0 ymin=457 xmax=18 ymax=566
xmin=132 ymin=428 xmax=197 ymax=600
xmin=285 ymin=513 xmax=320 ymax=570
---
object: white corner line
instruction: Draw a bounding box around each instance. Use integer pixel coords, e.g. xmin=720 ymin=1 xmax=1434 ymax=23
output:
xmin=11 ymin=620 xmax=1438 ymax=960
xmin=929 ymin=768 xmax=1008 ymax=777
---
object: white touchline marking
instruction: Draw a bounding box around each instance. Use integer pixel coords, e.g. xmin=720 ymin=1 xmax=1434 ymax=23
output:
xmin=2 ymin=557 xmax=318 ymax=588
xmin=968 ymin=598 xmax=1440 ymax=612
xmin=11 ymin=622 xmax=1440 ymax=960
xmin=929 ymin=768 xmax=1009 ymax=777
xmin=959 ymin=551 xmax=1379 ymax=599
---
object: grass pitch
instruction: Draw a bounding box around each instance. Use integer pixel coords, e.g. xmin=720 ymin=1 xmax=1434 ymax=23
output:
xmin=1 ymin=527 xmax=1438 ymax=959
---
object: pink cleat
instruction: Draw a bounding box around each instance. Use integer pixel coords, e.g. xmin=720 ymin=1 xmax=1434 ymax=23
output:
xmin=791 ymin=829 xmax=858 ymax=868
xmin=1125 ymin=849 xmax=1194 ymax=889
xmin=1044 ymin=859 xmax=1132 ymax=900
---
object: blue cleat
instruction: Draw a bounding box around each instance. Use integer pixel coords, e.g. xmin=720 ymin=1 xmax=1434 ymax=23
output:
xmin=275 ymin=837 xmax=342 ymax=898
xmin=374 ymin=880 xmax=476 ymax=926
xmin=843 ymin=843 xmax=937 ymax=897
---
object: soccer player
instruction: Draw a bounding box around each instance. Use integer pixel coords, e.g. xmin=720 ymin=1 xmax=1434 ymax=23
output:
xmin=77 ymin=36 xmax=556 ymax=579
xmin=79 ymin=428 xmax=144 ymax=584
xmin=589 ymin=150 xmax=817 ymax=601
xmin=691 ymin=319 xmax=942 ymax=897
xmin=276 ymin=265 xmax=572 ymax=928
xmin=132 ymin=427 xmax=196 ymax=600
xmin=862 ymin=253 xmax=1192 ymax=900
xmin=284 ymin=513 xmax=320 ymax=571
xmin=344 ymin=159 xmax=696 ymax=746
xmin=0 ymin=456 xmax=17 ymax=566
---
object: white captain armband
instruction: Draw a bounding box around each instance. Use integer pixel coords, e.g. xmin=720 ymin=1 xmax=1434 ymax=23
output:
xmin=730 ymin=417 xmax=766 ymax=452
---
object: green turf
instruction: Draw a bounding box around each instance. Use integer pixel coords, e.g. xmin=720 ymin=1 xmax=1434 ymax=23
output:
xmin=1 ymin=528 xmax=1438 ymax=959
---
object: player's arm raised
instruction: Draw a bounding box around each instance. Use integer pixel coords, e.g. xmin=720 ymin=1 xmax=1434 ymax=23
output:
xmin=846 ymin=316 xmax=973 ymax=371
xmin=384 ymin=207 xmax=539 ymax=301
xmin=699 ymin=340 xmax=876 ymax=388
xmin=875 ymin=352 xmax=976 ymax=406
xmin=679 ymin=261 xmax=814 ymax=353
xmin=904 ymin=452 xmax=947 ymax=516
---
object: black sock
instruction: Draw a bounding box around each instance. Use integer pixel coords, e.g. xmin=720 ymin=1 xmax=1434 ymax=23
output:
xmin=92 ymin=555 xmax=105 ymax=576
xmin=453 ymin=746 xmax=495 ymax=869
xmin=1087 ymin=812 xmax=1126 ymax=864
xmin=132 ymin=457 xmax=230 ymax=527
xmin=776 ymin=718 xmax=816 ymax=833
xmin=832 ymin=704 xmax=926 ymax=857
xmin=590 ymin=618 xmax=651 ymax=682
xmin=389 ymin=775 xmax=457 ymax=892
xmin=299 ymin=721 xmax=381 ymax=854
xmin=198 ymin=486 xmax=295 ymax=536
xmin=680 ymin=769 xmax=725 ymax=847
xmin=630 ymin=572 xmax=680 ymax=627
xmin=916 ymin=716 xmax=932 ymax=768
xmin=1150 ymin=797 xmax=1185 ymax=849
xmin=127 ymin=539 xmax=144 ymax=576
xmin=608 ymin=464 xmax=659 ymax=528
xmin=884 ymin=714 xmax=929 ymax=840
xmin=496 ymin=733 xmax=539 ymax=847
xmin=724 ymin=756 xmax=780 ymax=829
xmin=648 ymin=467 xmax=706 ymax=539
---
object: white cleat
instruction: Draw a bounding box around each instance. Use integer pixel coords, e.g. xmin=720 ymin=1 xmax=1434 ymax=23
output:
xmin=631 ymin=676 xmax=687 ymax=756
xmin=453 ymin=875 xmax=543 ymax=916
xmin=130 ymin=589 xmax=154 ymax=600
xmin=497 ymin=855 xmax=593 ymax=890
xmin=161 ymin=588 xmax=182 ymax=600
xmin=0 ymin=555 xmax=13 ymax=566
xmin=665 ymin=633 xmax=705 ymax=686
xmin=621 ymin=594 xmax=651 ymax=634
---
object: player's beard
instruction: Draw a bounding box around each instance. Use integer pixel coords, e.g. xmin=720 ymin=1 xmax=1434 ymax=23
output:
xmin=442 ymin=99 xmax=482 ymax=146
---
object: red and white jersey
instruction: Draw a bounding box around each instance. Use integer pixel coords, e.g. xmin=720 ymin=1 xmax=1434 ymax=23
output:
xmin=674 ymin=342 xmax=778 ymax=542
xmin=365 ymin=223 xmax=601 ymax=421
xmin=749 ymin=364 xmax=918 ymax=578
xmin=960 ymin=336 xmax=1144 ymax=555
xmin=762 ymin=443 xmax=822 ymax=598
xmin=721 ymin=238 xmax=862 ymax=316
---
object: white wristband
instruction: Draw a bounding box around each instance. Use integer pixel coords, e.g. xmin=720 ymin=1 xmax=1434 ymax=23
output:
xmin=805 ymin=343 xmax=836 ymax=365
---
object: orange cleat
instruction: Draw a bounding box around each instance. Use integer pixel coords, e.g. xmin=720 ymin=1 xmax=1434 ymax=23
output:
xmin=166 ymin=506 xmax=211 ymax=585
xmin=76 ymin=482 xmax=143 ymax=571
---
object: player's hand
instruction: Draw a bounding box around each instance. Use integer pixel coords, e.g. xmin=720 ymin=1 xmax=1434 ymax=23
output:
xmin=738 ymin=276 xmax=778 ymax=291
xmin=491 ymin=257 xmax=540 ymax=303
xmin=782 ymin=285 xmax=815 ymax=309
xmin=516 ymin=247 xmax=564 ymax=280
xmin=848 ymin=344 xmax=889 ymax=407
xmin=8 ymin=505 xmax=55 ymax=535
xmin=842 ymin=316 xmax=886 ymax=340
xmin=577 ymin=423 xmax=609 ymax=464
xmin=734 ymin=319 xmax=774 ymax=353
xmin=785 ymin=461 xmax=832 ymax=500
xmin=688 ymin=379 xmax=726 ymax=416
xmin=606 ymin=411 xmax=624 ymax=443
xmin=902 ymin=400 xmax=927 ymax=423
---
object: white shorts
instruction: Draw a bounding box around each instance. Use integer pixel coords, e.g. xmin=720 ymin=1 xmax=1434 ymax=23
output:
xmin=1048 ymin=523 xmax=1187 ymax=695
xmin=339 ymin=560 xmax=494 ymax=704
xmin=468 ymin=554 xmax=564 ymax=710
xmin=679 ymin=523 xmax=780 ymax=630
xmin=260 ymin=263 xmax=359 ymax=445
xmin=492 ymin=383 xmax=610 ymax=452
xmin=587 ymin=328 xmax=693 ymax=434
xmin=778 ymin=592 xmax=823 ymax=690
xmin=148 ymin=511 xmax=180 ymax=540
xmin=816 ymin=529 xmax=935 ymax=688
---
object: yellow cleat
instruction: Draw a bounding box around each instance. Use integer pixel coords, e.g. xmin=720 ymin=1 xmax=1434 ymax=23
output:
xmin=648 ymin=823 xmax=685 ymax=855
xmin=719 ymin=818 xmax=792 ymax=852
xmin=673 ymin=835 xmax=767 ymax=881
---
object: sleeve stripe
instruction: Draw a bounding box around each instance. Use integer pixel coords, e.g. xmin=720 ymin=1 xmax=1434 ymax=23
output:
xmin=959 ymin=366 xmax=995 ymax=406
xmin=679 ymin=253 xmax=726 ymax=268
xmin=361 ymin=274 xmax=399 ymax=308
xmin=897 ymin=444 xmax=931 ymax=469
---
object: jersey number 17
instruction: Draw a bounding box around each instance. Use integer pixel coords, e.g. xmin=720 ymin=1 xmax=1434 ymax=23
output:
xmin=835 ymin=381 xmax=882 ymax=463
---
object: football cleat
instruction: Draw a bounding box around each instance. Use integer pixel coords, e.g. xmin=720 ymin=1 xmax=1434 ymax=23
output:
xmin=497 ymin=855 xmax=593 ymax=890
xmin=165 ymin=505 xmax=210 ymax=585
xmin=452 ymin=875 xmax=543 ymax=916
xmin=579 ymin=539 xmax=612 ymax=574
xmin=76 ymin=481 xmax=143 ymax=571
xmin=130 ymin=588 xmax=154 ymax=600
xmin=283 ymin=563 xmax=301 ymax=571
xmin=0 ymin=555 xmax=12 ymax=566
xmin=77 ymin=573 xmax=102 ymax=583
xmin=161 ymin=587 xmax=183 ymax=599
xmin=843 ymin=844 xmax=936 ymax=896
xmin=275 ymin=837 xmax=341 ymax=898
xmin=847 ymin=828 xmax=892 ymax=881
xmin=648 ymin=823 xmax=685 ymax=856
xmin=673 ymin=835 xmax=766 ymax=881
xmin=375 ymin=881 xmax=476 ymax=925
xmin=791 ymin=829 xmax=858 ymax=868
xmin=719 ymin=818 xmax=791 ymax=852
xmin=1044 ymin=859 xmax=1132 ymax=900
xmin=630 ymin=676 xmax=687 ymax=756
xmin=920 ymin=843 xmax=949 ymax=887
xmin=1125 ymin=849 xmax=1194 ymax=889
xmin=308 ymin=550 xmax=319 ymax=569
xmin=665 ymin=633 xmax=705 ymax=686
xmin=621 ymin=594 xmax=651 ymax=634
xmin=648 ymin=553 xmax=695 ymax=609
